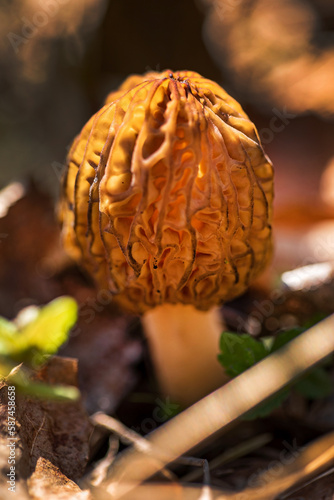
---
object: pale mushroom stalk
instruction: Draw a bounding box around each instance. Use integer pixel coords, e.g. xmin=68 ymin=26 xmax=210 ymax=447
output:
xmin=142 ymin=304 xmax=227 ymax=405
xmin=59 ymin=70 xmax=273 ymax=407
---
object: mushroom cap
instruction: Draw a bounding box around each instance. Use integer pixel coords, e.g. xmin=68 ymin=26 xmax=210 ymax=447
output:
xmin=59 ymin=70 xmax=274 ymax=314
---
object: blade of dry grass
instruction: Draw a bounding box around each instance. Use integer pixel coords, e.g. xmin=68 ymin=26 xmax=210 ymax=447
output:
xmin=181 ymin=433 xmax=273 ymax=483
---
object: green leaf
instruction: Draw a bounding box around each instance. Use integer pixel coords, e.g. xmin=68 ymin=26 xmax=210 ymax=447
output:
xmin=16 ymin=381 xmax=80 ymax=401
xmin=4 ymin=363 xmax=80 ymax=401
xmin=294 ymin=368 xmax=333 ymax=399
xmin=270 ymin=327 xmax=304 ymax=352
xmin=18 ymin=296 xmax=78 ymax=357
xmin=218 ymin=332 xmax=268 ymax=377
xmin=218 ymin=320 xmax=333 ymax=419
xmin=0 ymin=297 xmax=78 ymax=364
xmin=243 ymin=389 xmax=290 ymax=420
xmin=0 ymin=298 xmax=80 ymax=403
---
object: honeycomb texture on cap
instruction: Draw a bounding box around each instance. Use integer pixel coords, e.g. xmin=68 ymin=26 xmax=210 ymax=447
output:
xmin=59 ymin=70 xmax=274 ymax=314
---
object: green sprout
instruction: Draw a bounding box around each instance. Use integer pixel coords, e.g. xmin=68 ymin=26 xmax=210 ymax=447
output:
xmin=0 ymin=296 xmax=79 ymax=401
xmin=218 ymin=318 xmax=332 ymax=419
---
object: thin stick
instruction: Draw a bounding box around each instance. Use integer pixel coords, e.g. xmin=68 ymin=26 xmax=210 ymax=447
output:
xmin=91 ymin=413 xmax=176 ymax=482
xmin=89 ymin=436 xmax=119 ymax=486
xmin=92 ymin=413 xmax=152 ymax=454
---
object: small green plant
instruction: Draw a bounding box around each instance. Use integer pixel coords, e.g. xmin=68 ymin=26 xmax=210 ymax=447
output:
xmin=0 ymin=296 xmax=79 ymax=401
xmin=219 ymin=320 xmax=332 ymax=419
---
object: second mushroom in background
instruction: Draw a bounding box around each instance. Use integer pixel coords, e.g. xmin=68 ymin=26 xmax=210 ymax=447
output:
xmin=58 ymin=70 xmax=274 ymax=406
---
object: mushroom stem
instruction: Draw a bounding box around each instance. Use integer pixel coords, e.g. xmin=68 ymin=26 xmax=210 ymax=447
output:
xmin=142 ymin=303 xmax=228 ymax=406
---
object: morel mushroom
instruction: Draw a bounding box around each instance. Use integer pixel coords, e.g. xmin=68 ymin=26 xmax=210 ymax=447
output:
xmin=59 ymin=70 xmax=273 ymax=405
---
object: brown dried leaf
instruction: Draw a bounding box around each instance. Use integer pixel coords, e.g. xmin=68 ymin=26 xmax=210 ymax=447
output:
xmin=18 ymin=357 xmax=92 ymax=480
xmin=28 ymin=457 xmax=90 ymax=500
xmin=0 ymin=356 xmax=92 ymax=489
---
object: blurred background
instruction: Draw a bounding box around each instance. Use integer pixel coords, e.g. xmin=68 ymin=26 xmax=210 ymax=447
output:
xmin=1 ymin=0 xmax=334 ymax=269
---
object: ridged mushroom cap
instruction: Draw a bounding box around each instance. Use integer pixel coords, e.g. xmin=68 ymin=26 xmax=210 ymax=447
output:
xmin=59 ymin=70 xmax=274 ymax=314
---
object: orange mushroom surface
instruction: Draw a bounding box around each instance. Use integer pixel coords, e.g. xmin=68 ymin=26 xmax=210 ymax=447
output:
xmin=59 ymin=70 xmax=274 ymax=404
xmin=59 ymin=70 xmax=273 ymax=313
